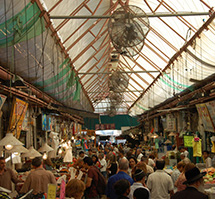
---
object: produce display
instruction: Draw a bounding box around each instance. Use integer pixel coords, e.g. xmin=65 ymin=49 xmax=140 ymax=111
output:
xmin=203 ymin=168 xmax=215 ymax=184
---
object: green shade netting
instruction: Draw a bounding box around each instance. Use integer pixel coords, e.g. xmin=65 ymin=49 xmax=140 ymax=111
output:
xmin=73 ymin=76 xmax=81 ymax=101
xmin=0 ymin=2 xmax=45 ymax=47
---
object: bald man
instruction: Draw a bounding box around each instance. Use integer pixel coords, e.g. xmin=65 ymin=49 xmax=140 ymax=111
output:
xmin=106 ymin=158 xmax=134 ymax=199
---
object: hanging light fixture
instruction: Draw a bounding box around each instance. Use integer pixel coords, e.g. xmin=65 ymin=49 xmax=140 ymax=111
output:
xmin=150 ymin=132 xmax=158 ymax=139
xmin=58 ymin=148 xmax=63 ymax=154
xmin=168 ymin=132 xmax=176 ymax=137
xmin=5 ymin=145 xmax=29 ymax=153
xmin=21 ymin=146 xmax=42 ymax=158
xmin=38 ymin=143 xmax=54 ymax=153
xmin=0 ymin=133 xmax=24 ymax=150
xmin=5 ymin=144 xmax=13 ymax=150
xmin=42 ymin=153 xmax=48 ymax=160
xmin=164 ymin=139 xmax=172 ymax=145
xmin=147 ymin=132 xmax=151 ymax=137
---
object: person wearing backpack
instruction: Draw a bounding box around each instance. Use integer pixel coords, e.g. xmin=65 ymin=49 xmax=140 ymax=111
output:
xmin=83 ymin=157 xmax=106 ymax=199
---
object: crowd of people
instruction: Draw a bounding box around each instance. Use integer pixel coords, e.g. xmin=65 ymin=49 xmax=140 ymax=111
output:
xmin=0 ymin=142 xmax=211 ymax=199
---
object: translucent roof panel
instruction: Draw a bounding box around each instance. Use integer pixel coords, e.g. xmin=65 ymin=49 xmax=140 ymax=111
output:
xmin=1 ymin=0 xmax=215 ymax=117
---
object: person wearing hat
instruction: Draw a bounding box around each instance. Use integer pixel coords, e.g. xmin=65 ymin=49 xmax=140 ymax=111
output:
xmin=180 ymin=152 xmax=191 ymax=164
xmin=128 ymin=169 xmax=150 ymax=199
xmin=171 ymin=166 xmax=208 ymax=199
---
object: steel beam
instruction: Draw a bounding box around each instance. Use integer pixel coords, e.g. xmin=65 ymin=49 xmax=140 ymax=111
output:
xmin=50 ymin=12 xmax=209 ymax=19
xmin=87 ymin=90 xmax=144 ymax=93
xmin=78 ymin=70 xmax=160 ymax=75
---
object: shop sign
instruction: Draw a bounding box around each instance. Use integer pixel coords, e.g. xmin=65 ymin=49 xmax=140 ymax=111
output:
xmin=42 ymin=114 xmax=52 ymax=131
xmin=205 ymin=100 xmax=215 ymax=131
xmin=183 ymin=135 xmax=193 ymax=147
xmin=196 ymin=103 xmax=215 ymax=132
xmin=42 ymin=113 xmax=47 ymax=131
xmin=95 ymin=123 xmax=115 ymax=130
xmin=0 ymin=94 xmax=7 ymax=111
xmin=154 ymin=117 xmax=158 ymax=132
xmin=166 ymin=114 xmax=176 ymax=131
xmin=8 ymin=98 xmax=28 ymax=139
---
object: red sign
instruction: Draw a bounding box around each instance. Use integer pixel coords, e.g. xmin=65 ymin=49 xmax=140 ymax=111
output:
xmin=95 ymin=123 xmax=115 ymax=130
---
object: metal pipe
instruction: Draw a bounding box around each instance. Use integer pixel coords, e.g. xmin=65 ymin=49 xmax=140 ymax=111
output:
xmin=50 ymin=12 xmax=209 ymax=19
xmin=88 ymin=90 xmax=144 ymax=93
xmin=78 ymin=70 xmax=160 ymax=75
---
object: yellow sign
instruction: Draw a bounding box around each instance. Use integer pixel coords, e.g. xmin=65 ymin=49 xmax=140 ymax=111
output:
xmin=47 ymin=184 xmax=56 ymax=199
xmin=184 ymin=135 xmax=193 ymax=147
xmin=8 ymin=98 xmax=28 ymax=139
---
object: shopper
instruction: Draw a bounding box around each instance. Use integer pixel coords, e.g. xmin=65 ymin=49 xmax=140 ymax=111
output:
xmin=203 ymin=150 xmax=212 ymax=168
xmin=92 ymin=154 xmax=100 ymax=168
xmin=106 ymin=158 xmax=134 ymax=199
xmin=133 ymin=188 xmax=150 ymax=199
xmin=65 ymin=178 xmax=86 ymax=199
xmin=171 ymin=161 xmax=185 ymax=186
xmin=98 ymin=153 xmax=107 ymax=178
xmin=136 ymin=149 xmax=143 ymax=162
xmin=83 ymin=157 xmax=100 ymax=199
xmin=114 ymin=179 xmax=131 ymax=199
xmin=148 ymin=154 xmax=155 ymax=168
xmin=79 ymin=151 xmax=86 ymax=159
xmin=20 ymin=157 xmax=56 ymax=195
xmin=0 ymin=157 xmax=19 ymax=191
xmin=88 ymin=149 xmax=93 ymax=158
xmin=128 ymin=156 xmax=137 ymax=177
xmin=106 ymin=153 xmax=118 ymax=177
xmin=180 ymin=152 xmax=191 ymax=164
xmin=128 ymin=169 xmax=150 ymax=199
xmin=43 ymin=157 xmax=53 ymax=170
xmin=118 ymin=149 xmax=127 ymax=161
xmin=174 ymin=162 xmax=193 ymax=192
xmin=141 ymin=156 xmax=154 ymax=174
xmin=171 ymin=167 xmax=208 ymax=199
xmin=147 ymin=160 xmax=174 ymax=199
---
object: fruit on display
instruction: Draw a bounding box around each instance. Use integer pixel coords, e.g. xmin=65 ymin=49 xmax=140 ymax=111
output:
xmin=203 ymin=167 xmax=215 ymax=184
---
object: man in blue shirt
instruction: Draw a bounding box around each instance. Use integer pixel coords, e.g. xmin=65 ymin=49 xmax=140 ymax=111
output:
xmin=106 ymin=158 xmax=134 ymax=199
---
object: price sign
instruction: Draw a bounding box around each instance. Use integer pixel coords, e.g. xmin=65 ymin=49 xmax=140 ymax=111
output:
xmin=183 ymin=136 xmax=193 ymax=147
xmin=47 ymin=184 xmax=56 ymax=199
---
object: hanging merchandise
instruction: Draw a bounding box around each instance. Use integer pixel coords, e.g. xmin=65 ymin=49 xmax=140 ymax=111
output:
xmin=63 ymin=145 xmax=73 ymax=163
xmin=154 ymin=118 xmax=158 ymax=132
xmin=42 ymin=113 xmax=47 ymax=131
xmin=0 ymin=94 xmax=7 ymax=111
xmin=206 ymin=100 xmax=215 ymax=129
xmin=49 ymin=131 xmax=59 ymax=158
xmin=22 ymin=109 xmax=29 ymax=131
xmin=7 ymin=98 xmax=28 ymax=139
xmin=166 ymin=114 xmax=176 ymax=132
xmin=193 ymin=137 xmax=202 ymax=157
xmin=211 ymin=136 xmax=215 ymax=153
xmin=155 ymin=138 xmax=160 ymax=149
xmin=196 ymin=103 xmax=215 ymax=133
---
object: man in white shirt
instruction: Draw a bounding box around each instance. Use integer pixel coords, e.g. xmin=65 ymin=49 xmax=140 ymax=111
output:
xmin=147 ymin=160 xmax=174 ymax=199
xmin=136 ymin=149 xmax=143 ymax=162
xmin=128 ymin=169 xmax=150 ymax=199
xmin=141 ymin=156 xmax=154 ymax=174
xmin=203 ymin=150 xmax=212 ymax=168
xmin=99 ymin=152 xmax=107 ymax=178
xmin=180 ymin=152 xmax=191 ymax=164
